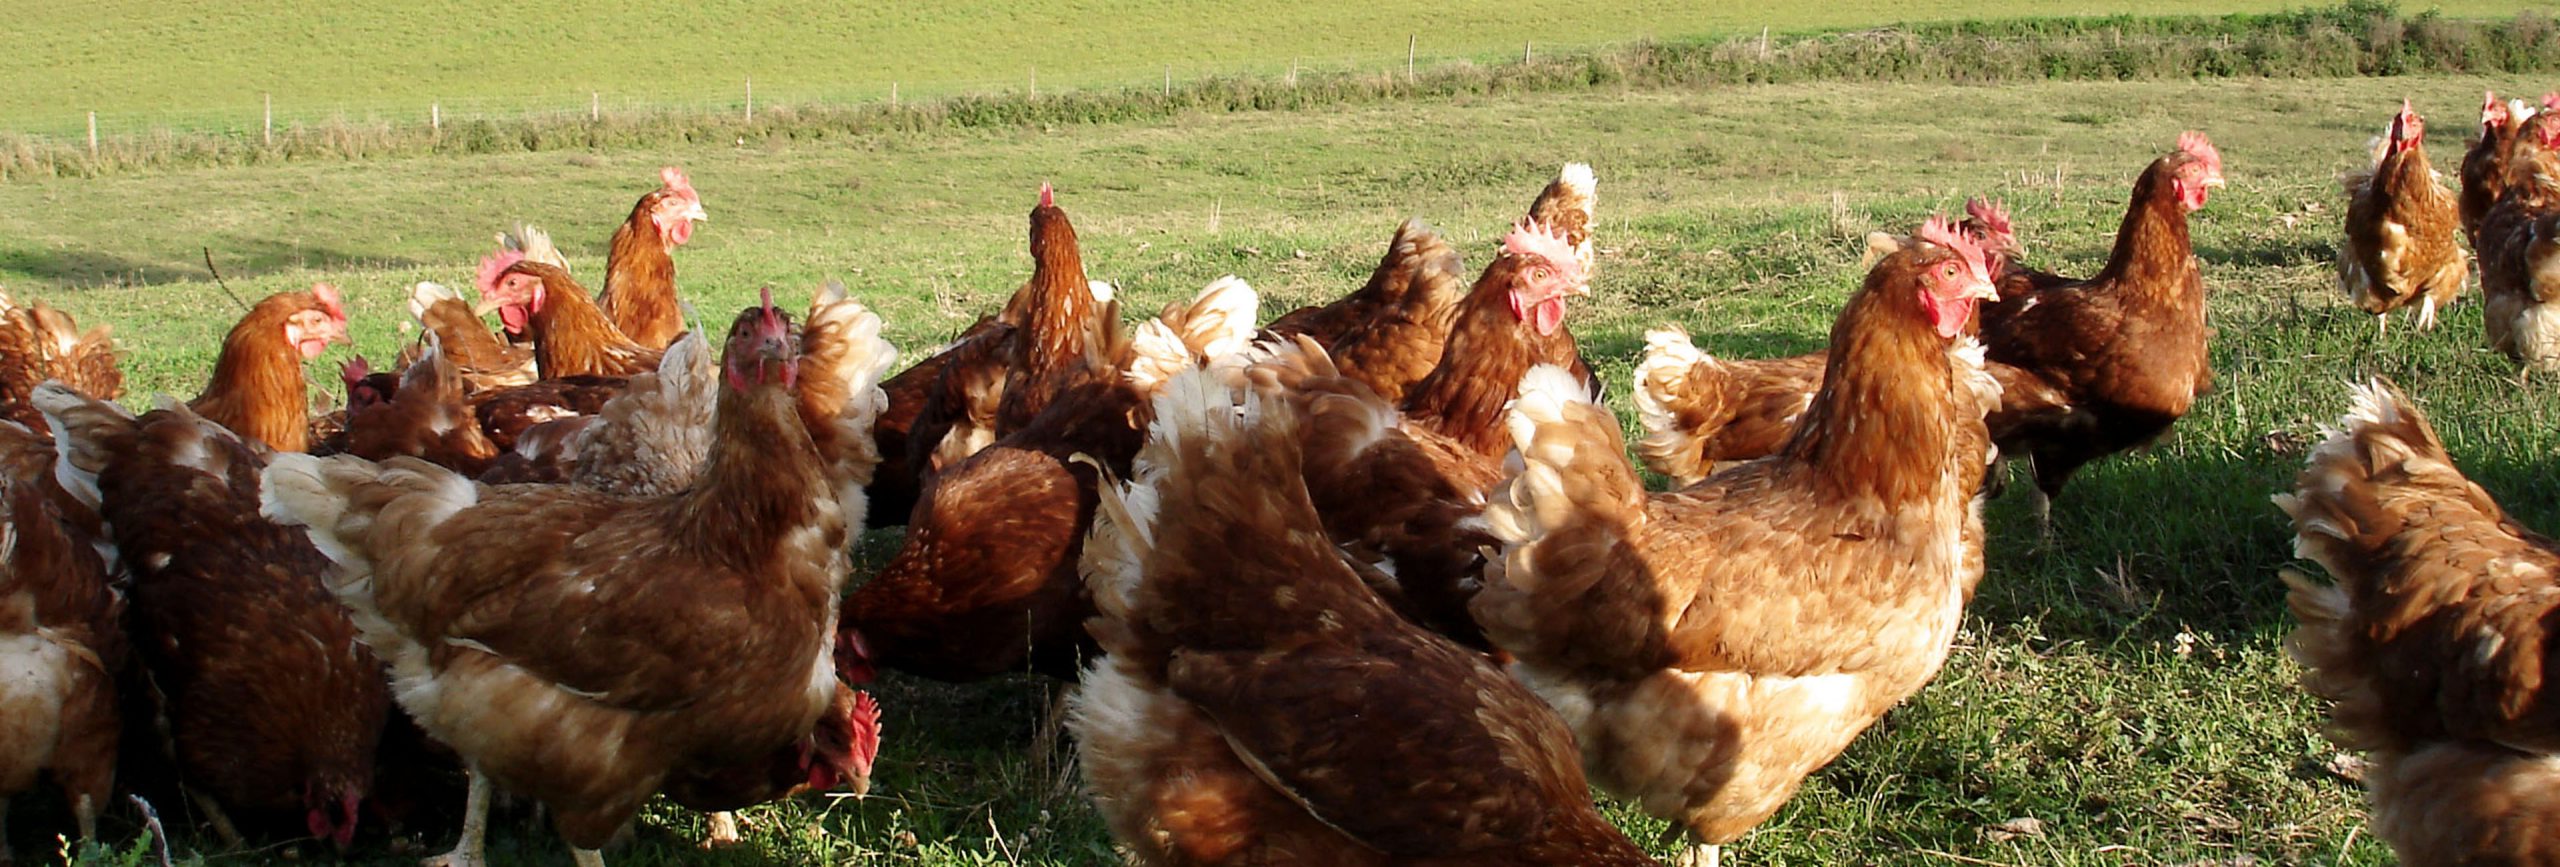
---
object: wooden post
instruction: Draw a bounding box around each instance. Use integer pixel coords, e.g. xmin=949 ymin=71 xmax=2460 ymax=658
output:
xmin=1524 ymin=41 xmax=1532 ymax=63
xmin=1406 ymin=35 xmax=1416 ymax=80
xmin=891 ymin=82 xmax=899 ymax=107
xmin=1208 ymin=197 xmax=1221 ymax=234
xmin=1029 ymin=64 xmax=1037 ymax=97
xmin=1162 ymin=66 xmax=1170 ymax=97
xmin=744 ymin=77 xmax=753 ymax=121
xmin=263 ymin=93 xmax=272 ymax=145
xmin=1759 ymin=26 xmax=1770 ymax=60
xmin=431 ymin=102 xmax=441 ymax=132
xmin=591 ymin=91 xmax=600 ymax=121
xmin=86 ymin=111 xmax=97 ymax=157
xmin=1288 ymin=59 xmax=1298 ymax=87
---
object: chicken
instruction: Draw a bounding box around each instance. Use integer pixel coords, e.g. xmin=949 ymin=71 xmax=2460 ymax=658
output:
xmin=598 ymin=167 xmax=708 ymax=349
xmin=2477 ymin=108 xmax=2560 ymax=369
xmin=333 ymin=340 xmax=502 ymax=476
xmin=1976 ymin=132 xmax=2222 ymax=525
xmin=1066 ymin=368 xmax=1654 ymax=867
xmin=480 ymin=250 xmax=665 ymax=380
xmin=1244 ymin=217 xmax=1594 ymax=646
xmin=469 ymin=375 xmax=628 ymax=454
xmin=864 ymin=316 xmax=1005 ymax=528
xmin=259 ymin=296 xmax=884 ymax=867
xmin=180 ymin=284 xmax=351 ymax=454
xmin=1628 ymin=201 xmax=2042 ymax=485
xmin=869 ymin=185 xmax=1115 ymax=527
xmin=408 ymin=281 xmax=534 ymax=393
xmin=0 ymin=426 xmax=123 ymax=865
xmin=34 ymin=385 xmax=387 ymax=851
xmin=1473 ymin=217 xmax=2000 ymax=867
xmin=0 ymin=290 xmax=121 ymax=437
xmin=2276 ymin=379 xmax=2560 ymax=866
xmin=2458 ymin=91 xmax=2537 ymax=245
xmin=1260 ymin=219 xmax=1469 ymax=405
xmin=2339 ymin=101 xmax=2468 ymax=333
xmin=843 ymin=277 xmax=1256 ymax=683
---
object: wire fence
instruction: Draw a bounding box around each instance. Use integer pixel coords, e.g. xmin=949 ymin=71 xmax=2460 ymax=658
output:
xmin=16 ymin=36 xmax=1646 ymax=143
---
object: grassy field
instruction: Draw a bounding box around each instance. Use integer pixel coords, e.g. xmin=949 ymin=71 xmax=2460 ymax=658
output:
xmin=8 ymin=69 xmax=2560 ymax=865
xmin=6 ymin=0 xmax=2554 ymax=137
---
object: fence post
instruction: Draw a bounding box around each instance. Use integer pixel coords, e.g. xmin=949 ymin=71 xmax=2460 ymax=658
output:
xmin=1406 ymin=35 xmax=1416 ymax=81
xmin=1288 ymin=59 xmax=1297 ymax=87
xmin=1029 ymin=64 xmax=1037 ymax=97
xmin=1162 ymin=67 xmax=1170 ymax=97
xmin=87 ymin=111 xmax=97 ymax=157
xmin=891 ymin=82 xmax=899 ymax=107
xmin=591 ymin=91 xmax=600 ymax=121
xmin=263 ymin=93 xmax=272 ymax=145
xmin=744 ymin=77 xmax=753 ymax=121
xmin=432 ymin=101 xmax=442 ymax=132
xmin=1524 ymin=41 xmax=1532 ymax=63
xmin=1759 ymin=26 xmax=1770 ymax=60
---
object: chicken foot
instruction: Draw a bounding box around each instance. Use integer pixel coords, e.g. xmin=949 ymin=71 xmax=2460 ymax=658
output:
xmin=701 ymin=811 xmax=741 ymax=849
xmin=424 ymin=769 xmax=491 ymax=867
xmin=1673 ymin=842 xmax=1722 ymax=867
xmin=190 ymin=792 xmax=243 ymax=849
xmin=572 ymin=847 xmax=605 ymax=867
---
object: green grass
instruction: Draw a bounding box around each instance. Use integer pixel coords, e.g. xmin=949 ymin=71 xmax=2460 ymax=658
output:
xmin=9 ymin=69 xmax=2560 ymax=865
xmin=11 ymin=0 xmax=2551 ymax=137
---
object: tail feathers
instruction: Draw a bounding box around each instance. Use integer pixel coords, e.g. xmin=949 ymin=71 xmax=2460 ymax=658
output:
xmin=1127 ymin=276 xmax=1261 ymax=393
xmin=499 ymin=223 xmax=571 ymax=273
xmin=261 ymin=453 xmax=478 ymax=600
xmin=1631 ymin=326 xmax=1721 ymax=484
xmin=568 ymin=331 xmax=717 ymax=497
xmin=1526 ymin=163 xmax=1599 ymax=276
xmin=797 ymin=288 xmax=900 ymax=511
xmin=408 ymin=281 xmax=465 ymax=324
xmin=1477 ymin=364 xmax=1643 ymax=649
xmin=1381 ymin=220 xmax=1469 ymax=319
xmin=31 ymin=383 xmax=132 ymax=515
xmin=2272 ymin=378 xmax=2496 ymax=753
xmin=1081 ymin=367 xmax=1284 ymax=655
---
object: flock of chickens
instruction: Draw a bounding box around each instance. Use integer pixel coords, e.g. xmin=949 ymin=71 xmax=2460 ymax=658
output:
xmin=0 ymin=88 xmax=2554 ymax=867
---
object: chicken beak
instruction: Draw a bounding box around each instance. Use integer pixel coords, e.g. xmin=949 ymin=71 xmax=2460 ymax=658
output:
xmin=1968 ymin=279 xmax=2000 ymax=302
xmin=684 ymin=201 xmax=709 ymax=223
xmin=2204 ymin=175 xmax=2227 ymax=189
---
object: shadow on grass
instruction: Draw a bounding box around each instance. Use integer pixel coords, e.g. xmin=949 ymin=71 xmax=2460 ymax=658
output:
xmin=0 ymin=237 xmax=431 ymax=288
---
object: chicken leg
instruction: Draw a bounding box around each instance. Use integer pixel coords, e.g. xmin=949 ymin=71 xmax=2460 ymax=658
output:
xmin=1675 ymin=842 xmax=1722 ymax=867
xmin=702 ymin=811 xmax=741 ymax=848
xmin=572 ymin=848 xmax=606 ymax=867
xmin=424 ymin=770 xmax=491 ymax=867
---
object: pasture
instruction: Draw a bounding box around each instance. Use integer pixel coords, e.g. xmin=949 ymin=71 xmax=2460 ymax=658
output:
xmin=5 ymin=0 xmax=2553 ymax=136
xmin=4 ymin=23 xmax=2558 ymax=867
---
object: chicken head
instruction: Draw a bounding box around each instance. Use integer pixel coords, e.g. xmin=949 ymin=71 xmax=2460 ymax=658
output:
xmin=2388 ymin=100 xmax=2425 ymax=158
xmin=722 ymin=287 xmax=799 ymax=392
xmin=286 ymin=283 xmax=352 ymax=360
xmin=301 ymin=777 xmax=364 ymax=852
xmin=1914 ymin=215 xmax=2000 ymax=338
xmin=2171 ymin=131 xmax=2225 ymax=213
xmin=651 ymin=166 xmax=707 ymax=247
xmin=476 ymin=249 xmax=540 ymax=336
xmin=1501 ymin=218 xmax=1592 ymax=336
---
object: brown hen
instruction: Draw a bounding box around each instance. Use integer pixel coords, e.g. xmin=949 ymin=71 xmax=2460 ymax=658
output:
xmin=1068 ymin=367 xmax=1653 ymax=867
xmin=1474 ymin=217 xmax=2001 ymax=867
xmin=2340 ymin=101 xmax=2468 ymax=333
xmin=2278 ymin=379 xmax=2560 ymax=867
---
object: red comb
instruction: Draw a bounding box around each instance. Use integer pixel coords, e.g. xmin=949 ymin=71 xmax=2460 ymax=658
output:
xmin=659 ymin=166 xmax=696 ymax=200
xmin=1919 ymin=214 xmax=1993 ymax=285
xmin=1038 ymin=182 xmax=1054 ymax=209
xmin=340 ymin=356 xmax=370 ymax=384
xmin=2486 ymin=91 xmax=2512 ymax=126
xmin=1502 ymin=219 xmax=1588 ymax=287
xmin=2176 ymin=131 xmax=2222 ymax=175
xmin=2544 ymin=92 xmax=2560 ymax=111
xmin=850 ymin=690 xmax=882 ymax=761
xmin=310 ymin=283 xmax=347 ymax=322
xmin=476 ymin=249 xmax=527 ymax=301
xmin=1965 ymin=198 xmax=2013 ymax=238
